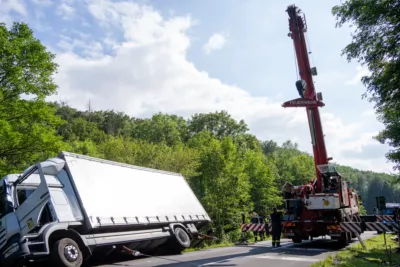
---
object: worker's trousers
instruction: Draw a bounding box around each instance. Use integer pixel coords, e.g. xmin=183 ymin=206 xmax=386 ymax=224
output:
xmin=271 ymin=225 xmax=281 ymax=247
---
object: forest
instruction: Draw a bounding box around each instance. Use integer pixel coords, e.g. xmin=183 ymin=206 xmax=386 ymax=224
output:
xmin=0 ymin=20 xmax=399 ymax=242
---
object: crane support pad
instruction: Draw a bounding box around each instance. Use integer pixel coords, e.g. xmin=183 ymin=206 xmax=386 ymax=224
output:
xmin=282 ymin=98 xmax=325 ymax=108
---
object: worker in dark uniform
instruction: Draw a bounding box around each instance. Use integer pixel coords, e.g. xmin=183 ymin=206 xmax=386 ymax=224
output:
xmin=270 ymin=208 xmax=283 ymax=247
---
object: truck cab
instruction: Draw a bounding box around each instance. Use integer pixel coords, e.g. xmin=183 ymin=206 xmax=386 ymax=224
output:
xmin=1 ymin=153 xmax=211 ymax=267
xmin=0 ymin=160 xmax=84 ymax=266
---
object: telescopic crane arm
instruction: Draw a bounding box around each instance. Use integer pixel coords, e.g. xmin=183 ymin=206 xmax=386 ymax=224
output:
xmin=282 ymin=5 xmax=331 ymax=193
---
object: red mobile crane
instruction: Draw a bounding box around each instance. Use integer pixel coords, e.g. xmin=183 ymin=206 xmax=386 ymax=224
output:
xmin=281 ymin=5 xmax=363 ymax=245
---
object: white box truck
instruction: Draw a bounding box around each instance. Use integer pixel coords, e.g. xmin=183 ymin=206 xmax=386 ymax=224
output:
xmin=0 ymin=152 xmax=211 ymax=267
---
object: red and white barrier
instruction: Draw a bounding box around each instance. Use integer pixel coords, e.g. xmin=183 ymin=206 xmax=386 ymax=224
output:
xmin=240 ymin=223 xmax=267 ymax=232
xmin=240 ymin=223 xmax=286 ymax=232
xmin=340 ymin=222 xmax=362 ymax=233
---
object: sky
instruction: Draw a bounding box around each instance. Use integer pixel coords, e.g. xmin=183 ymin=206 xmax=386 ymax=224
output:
xmin=1 ymin=0 xmax=397 ymax=174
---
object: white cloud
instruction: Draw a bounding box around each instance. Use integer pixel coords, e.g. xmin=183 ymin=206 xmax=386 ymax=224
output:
xmin=202 ymin=33 xmax=228 ymax=54
xmin=57 ymin=1 xmax=75 ymax=20
xmin=346 ymin=65 xmax=371 ymax=86
xmin=0 ymin=0 xmax=27 ymax=23
xmin=32 ymin=0 xmax=53 ymax=7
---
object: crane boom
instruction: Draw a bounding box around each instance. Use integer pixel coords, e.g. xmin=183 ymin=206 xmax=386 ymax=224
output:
xmin=283 ymin=5 xmax=329 ymax=193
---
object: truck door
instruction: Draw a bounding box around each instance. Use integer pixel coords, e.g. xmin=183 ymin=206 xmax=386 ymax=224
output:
xmin=14 ymin=164 xmax=51 ymax=236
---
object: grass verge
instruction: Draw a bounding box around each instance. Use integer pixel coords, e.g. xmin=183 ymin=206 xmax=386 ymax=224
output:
xmin=311 ymin=234 xmax=400 ymax=267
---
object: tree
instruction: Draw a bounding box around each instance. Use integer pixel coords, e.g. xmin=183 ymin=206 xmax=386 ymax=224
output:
xmin=187 ymin=131 xmax=252 ymax=238
xmin=243 ymin=150 xmax=281 ymax=217
xmin=188 ymin=111 xmax=249 ymax=139
xmin=332 ymin=0 xmax=400 ymax=172
xmin=131 ymin=113 xmax=189 ymax=146
xmin=0 ymin=22 xmax=64 ymax=175
xmin=261 ymin=140 xmax=279 ymax=155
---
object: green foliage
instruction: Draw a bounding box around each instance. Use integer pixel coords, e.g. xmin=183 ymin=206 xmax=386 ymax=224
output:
xmin=332 ymin=0 xmax=400 ymax=172
xmin=188 ymin=111 xmax=248 ymax=139
xmin=359 ymin=202 xmax=367 ymax=216
xmin=337 ymin=165 xmax=400 ymax=213
xmin=130 ymin=113 xmax=190 ymax=146
xmin=188 ymin=132 xmax=252 ymax=237
xmin=98 ymin=136 xmax=200 ymax=179
xmin=0 ymin=22 xmax=64 ymax=176
xmin=269 ymin=140 xmax=315 ymax=187
xmin=244 ymin=150 xmax=281 ymax=217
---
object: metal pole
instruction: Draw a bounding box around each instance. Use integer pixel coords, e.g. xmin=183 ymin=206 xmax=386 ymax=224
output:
xmin=384 ymin=231 xmax=387 ymax=245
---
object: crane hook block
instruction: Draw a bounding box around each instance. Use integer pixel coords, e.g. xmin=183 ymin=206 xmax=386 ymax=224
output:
xmin=295 ymin=80 xmax=307 ymax=98
xmin=282 ymin=97 xmax=325 ymax=108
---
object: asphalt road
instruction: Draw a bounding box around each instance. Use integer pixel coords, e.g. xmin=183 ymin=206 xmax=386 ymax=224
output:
xmin=89 ymin=232 xmax=377 ymax=267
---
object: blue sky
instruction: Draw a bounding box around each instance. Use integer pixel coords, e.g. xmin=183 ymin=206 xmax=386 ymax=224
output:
xmin=1 ymin=0 xmax=396 ymax=174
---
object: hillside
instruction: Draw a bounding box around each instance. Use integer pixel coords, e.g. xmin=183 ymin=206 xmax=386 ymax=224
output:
xmin=3 ymin=100 xmax=397 ymax=219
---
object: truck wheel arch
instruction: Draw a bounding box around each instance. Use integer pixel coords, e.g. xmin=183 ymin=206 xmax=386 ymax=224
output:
xmin=168 ymin=223 xmax=191 ymax=237
xmin=43 ymin=225 xmax=91 ymax=260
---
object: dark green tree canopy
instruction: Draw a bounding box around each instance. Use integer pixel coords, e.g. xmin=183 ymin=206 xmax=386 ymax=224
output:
xmin=332 ymin=0 xmax=400 ymax=171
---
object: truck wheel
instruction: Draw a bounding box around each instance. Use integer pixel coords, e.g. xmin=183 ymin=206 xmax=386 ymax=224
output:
xmin=51 ymin=238 xmax=83 ymax=267
xmin=292 ymin=237 xmax=302 ymax=243
xmin=338 ymin=233 xmax=349 ymax=247
xmin=165 ymin=227 xmax=191 ymax=255
xmin=174 ymin=227 xmax=191 ymax=248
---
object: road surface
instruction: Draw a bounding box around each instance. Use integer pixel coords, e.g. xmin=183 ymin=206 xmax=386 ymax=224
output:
xmin=88 ymin=232 xmax=376 ymax=267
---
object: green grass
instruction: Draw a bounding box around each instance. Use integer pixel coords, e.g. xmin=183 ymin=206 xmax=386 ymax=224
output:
xmin=311 ymin=234 xmax=400 ymax=267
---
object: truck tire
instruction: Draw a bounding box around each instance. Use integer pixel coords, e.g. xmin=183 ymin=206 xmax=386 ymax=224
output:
xmin=51 ymin=238 xmax=83 ymax=267
xmin=165 ymin=227 xmax=191 ymax=255
xmin=292 ymin=237 xmax=302 ymax=243
xmin=338 ymin=233 xmax=349 ymax=247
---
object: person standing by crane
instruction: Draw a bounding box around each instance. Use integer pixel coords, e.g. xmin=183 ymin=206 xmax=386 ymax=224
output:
xmin=270 ymin=208 xmax=283 ymax=247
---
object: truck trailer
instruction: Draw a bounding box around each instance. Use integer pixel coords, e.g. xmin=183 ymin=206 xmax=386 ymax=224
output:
xmin=0 ymin=152 xmax=211 ymax=267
